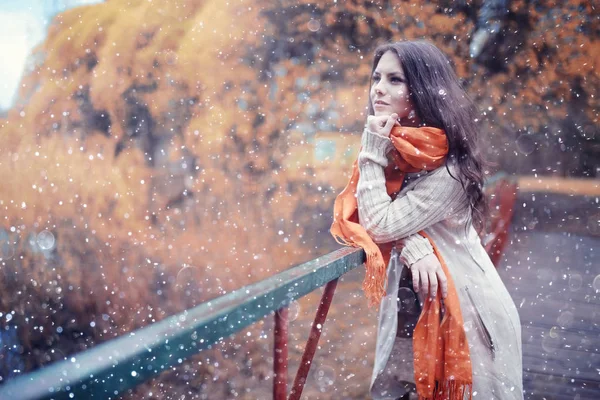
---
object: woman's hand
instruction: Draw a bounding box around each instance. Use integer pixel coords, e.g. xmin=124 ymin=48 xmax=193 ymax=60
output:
xmin=366 ymin=113 xmax=400 ymax=137
xmin=410 ymin=253 xmax=448 ymax=302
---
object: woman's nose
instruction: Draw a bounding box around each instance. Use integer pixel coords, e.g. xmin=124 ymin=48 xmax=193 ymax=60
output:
xmin=374 ymin=81 xmax=385 ymax=95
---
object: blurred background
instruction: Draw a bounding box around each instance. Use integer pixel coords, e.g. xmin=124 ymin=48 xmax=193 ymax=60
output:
xmin=0 ymin=0 xmax=598 ymax=399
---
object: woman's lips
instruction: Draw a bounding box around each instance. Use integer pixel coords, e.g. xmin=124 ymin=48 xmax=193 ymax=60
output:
xmin=374 ymin=100 xmax=389 ymax=106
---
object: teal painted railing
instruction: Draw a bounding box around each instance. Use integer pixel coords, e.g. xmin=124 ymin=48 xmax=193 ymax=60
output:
xmin=0 ymin=247 xmax=365 ymax=400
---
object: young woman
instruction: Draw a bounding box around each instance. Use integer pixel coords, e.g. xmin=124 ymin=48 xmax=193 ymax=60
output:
xmin=331 ymin=40 xmax=523 ymax=399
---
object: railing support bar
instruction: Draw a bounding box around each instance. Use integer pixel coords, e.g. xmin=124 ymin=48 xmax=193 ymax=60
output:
xmin=274 ymin=307 xmax=289 ymax=400
xmin=288 ymin=278 xmax=339 ymax=400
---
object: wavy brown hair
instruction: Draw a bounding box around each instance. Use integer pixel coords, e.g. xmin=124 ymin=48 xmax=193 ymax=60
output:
xmin=367 ymin=40 xmax=488 ymax=232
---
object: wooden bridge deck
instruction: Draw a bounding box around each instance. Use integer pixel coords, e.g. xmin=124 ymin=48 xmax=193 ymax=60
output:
xmin=496 ymin=189 xmax=600 ymax=399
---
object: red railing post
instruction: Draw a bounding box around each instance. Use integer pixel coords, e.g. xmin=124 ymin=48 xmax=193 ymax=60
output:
xmin=273 ymin=306 xmax=289 ymax=400
xmin=288 ymin=278 xmax=339 ymax=400
xmin=483 ymin=179 xmax=517 ymax=266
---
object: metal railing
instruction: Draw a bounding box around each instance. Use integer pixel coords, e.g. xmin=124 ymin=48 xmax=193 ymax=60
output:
xmin=0 ymin=247 xmax=365 ymax=400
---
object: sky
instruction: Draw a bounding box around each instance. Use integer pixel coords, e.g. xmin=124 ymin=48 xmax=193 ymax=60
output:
xmin=0 ymin=0 xmax=103 ymax=110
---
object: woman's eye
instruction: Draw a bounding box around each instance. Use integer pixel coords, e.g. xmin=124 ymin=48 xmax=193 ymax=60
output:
xmin=372 ymin=76 xmax=403 ymax=83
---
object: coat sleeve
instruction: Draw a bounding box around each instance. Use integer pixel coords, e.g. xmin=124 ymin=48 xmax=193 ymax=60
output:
xmin=356 ymin=127 xmax=468 ymax=244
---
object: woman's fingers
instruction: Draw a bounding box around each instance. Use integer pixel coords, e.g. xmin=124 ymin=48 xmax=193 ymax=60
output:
xmin=366 ymin=115 xmax=388 ymax=131
xmin=381 ymin=114 xmax=398 ymax=136
xmin=409 ymin=253 xmax=448 ymax=302
xmin=436 ymin=267 xmax=448 ymax=299
xmin=419 ymin=269 xmax=429 ymax=299
xmin=366 ymin=113 xmax=398 ymax=137
xmin=428 ymin=271 xmax=438 ymax=300
xmin=412 ymin=266 xmax=420 ymax=294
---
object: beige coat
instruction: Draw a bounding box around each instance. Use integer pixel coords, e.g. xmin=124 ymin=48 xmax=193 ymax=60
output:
xmin=356 ymin=128 xmax=524 ymax=400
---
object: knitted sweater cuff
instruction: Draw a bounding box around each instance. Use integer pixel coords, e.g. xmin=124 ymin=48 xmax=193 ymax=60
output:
xmin=399 ymin=236 xmax=434 ymax=266
xmin=358 ymin=127 xmax=394 ymax=167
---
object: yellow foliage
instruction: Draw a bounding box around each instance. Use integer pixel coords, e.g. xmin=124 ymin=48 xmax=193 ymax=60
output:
xmin=0 ymin=130 xmax=149 ymax=243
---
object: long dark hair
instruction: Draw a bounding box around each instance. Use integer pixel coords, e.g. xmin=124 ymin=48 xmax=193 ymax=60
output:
xmin=367 ymin=40 xmax=488 ymax=232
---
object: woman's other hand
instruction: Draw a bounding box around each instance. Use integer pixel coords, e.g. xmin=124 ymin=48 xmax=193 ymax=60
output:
xmin=366 ymin=113 xmax=401 ymax=138
xmin=410 ymin=253 xmax=448 ymax=302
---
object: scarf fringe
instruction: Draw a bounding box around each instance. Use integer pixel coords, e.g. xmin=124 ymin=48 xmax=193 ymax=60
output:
xmin=419 ymin=379 xmax=473 ymax=400
xmin=362 ymin=249 xmax=387 ymax=308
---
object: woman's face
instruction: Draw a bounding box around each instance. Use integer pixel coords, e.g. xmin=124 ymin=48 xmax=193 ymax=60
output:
xmin=370 ymin=51 xmax=417 ymax=123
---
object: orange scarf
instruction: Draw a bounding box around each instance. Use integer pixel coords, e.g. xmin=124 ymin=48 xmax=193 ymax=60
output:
xmin=330 ymin=125 xmax=473 ymax=400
